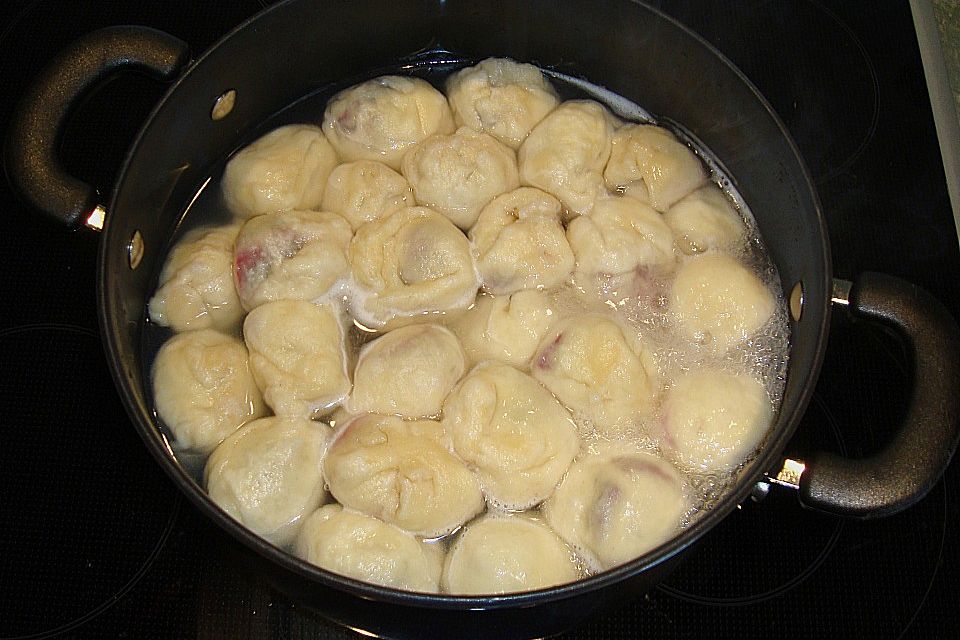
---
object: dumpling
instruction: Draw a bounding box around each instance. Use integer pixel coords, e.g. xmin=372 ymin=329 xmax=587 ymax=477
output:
xmin=347 ymin=323 xmax=466 ymax=419
xmin=469 ymin=187 xmax=574 ymax=294
xmin=663 ymin=185 xmax=746 ymax=255
xmin=443 ymin=363 xmax=579 ymax=509
xmin=233 ymin=210 xmax=352 ymax=311
xmin=148 ymin=224 xmax=243 ymax=333
xmin=658 ymin=369 xmax=771 ymax=473
xmin=402 ymin=127 xmax=520 ymax=229
xmin=294 ymin=505 xmax=444 ymax=593
xmin=322 ymin=76 xmax=455 ymax=170
xmin=320 ymin=160 xmax=415 ymax=230
xmin=532 ymin=315 xmax=659 ymax=437
xmin=518 ymin=100 xmax=618 ymax=216
xmin=445 ymin=57 xmax=560 ymax=150
xmin=324 ymin=414 xmax=484 ymax=537
xmin=543 ymin=444 xmax=692 ymax=570
xmin=451 ymin=290 xmax=555 ymax=368
xmin=243 ymin=300 xmax=350 ymax=417
xmin=442 ymin=514 xmax=579 ymax=594
xmin=671 ymin=254 xmax=776 ymax=354
xmin=603 ymin=124 xmax=706 ymax=212
xmin=205 ymin=416 xmax=332 ymax=546
xmin=221 ymin=124 xmax=338 ymax=219
xmin=566 ymin=196 xmax=675 ymax=278
xmin=152 ymin=329 xmax=265 ymax=454
xmin=349 ymin=206 xmax=479 ymax=328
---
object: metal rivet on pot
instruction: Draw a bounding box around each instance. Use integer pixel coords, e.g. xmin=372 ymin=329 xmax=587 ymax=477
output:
xmin=128 ymin=230 xmax=144 ymax=270
xmin=789 ymin=281 xmax=803 ymax=321
xmin=211 ymin=89 xmax=237 ymax=121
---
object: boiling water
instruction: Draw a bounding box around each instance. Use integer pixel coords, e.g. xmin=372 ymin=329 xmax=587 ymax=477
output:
xmin=141 ymin=57 xmax=790 ymax=579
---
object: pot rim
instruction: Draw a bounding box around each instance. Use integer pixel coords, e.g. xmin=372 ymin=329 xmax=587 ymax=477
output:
xmin=98 ymin=0 xmax=833 ymax=611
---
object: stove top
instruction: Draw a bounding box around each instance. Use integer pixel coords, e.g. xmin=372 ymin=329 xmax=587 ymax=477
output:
xmin=1 ymin=1 xmax=957 ymax=638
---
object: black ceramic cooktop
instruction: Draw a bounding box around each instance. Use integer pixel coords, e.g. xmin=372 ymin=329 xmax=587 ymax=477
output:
xmin=1 ymin=1 xmax=957 ymax=639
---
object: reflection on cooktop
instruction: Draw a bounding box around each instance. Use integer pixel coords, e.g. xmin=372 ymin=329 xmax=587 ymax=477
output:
xmin=0 ymin=0 xmax=956 ymax=638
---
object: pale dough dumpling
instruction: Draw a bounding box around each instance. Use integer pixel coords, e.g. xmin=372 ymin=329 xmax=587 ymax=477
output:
xmin=402 ymin=127 xmax=520 ymax=229
xmin=222 ymin=124 xmax=338 ymax=219
xmin=663 ymin=185 xmax=746 ymax=255
xmin=148 ymin=224 xmax=243 ymax=333
xmin=604 ymin=124 xmax=706 ymax=212
xmin=518 ymin=100 xmax=618 ymax=216
xmin=532 ymin=315 xmax=659 ymax=437
xmin=294 ymin=505 xmax=444 ymax=593
xmin=451 ymin=290 xmax=555 ymax=368
xmin=205 ymin=416 xmax=332 ymax=547
xmin=544 ymin=444 xmax=692 ymax=570
xmin=442 ymin=514 xmax=579 ymax=594
xmin=324 ymin=414 xmax=484 ymax=537
xmin=660 ymin=369 xmax=772 ymax=473
xmin=233 ymin=210 xmax=352 ymax=311
xmin=445 ymin=57 xmax=560 ymax=150
xmin=443 ymin=363 xmax=579 ymax=510
xmin=671 ymin=254 xmax=776 ymax=354
xmin=349 ymin=206 xmax=479 ymax=328
xmin=323 ymin=76 xmax=455 ymax=170
xmin=348 ymin=324 xmax=466 ymax=419
xmin=469 ymin=187 xmax=574 ymax=294
xmin=566 ymin=196 xmax=676 ymax=278
xmin=243 ymin=300 xmax=350 ymax=417
xmin=320 ymin=160 xmax=414 ymax=230
xmin=152 ymin=329 xmax=265 ymax=454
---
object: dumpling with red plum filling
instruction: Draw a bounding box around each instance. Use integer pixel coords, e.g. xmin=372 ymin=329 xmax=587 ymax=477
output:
xmin=443 ymin=362 xmax=579 ymax=509
xmin=402 ymin=127 xmax=520 ymax=229
xmin=451 ymin=290 xmax=555 ymax=369
xmin=324 ymin=414 xmax=484 ymax=537
xmin=532 ymin=315 xmax=659 ymax=437
xmin=470 ymin=187 xmax=574 ymax=294
xmin=294 ymin=505 xmax=444 ymax=593
xmin=664 ymin=185 xmax=747 ymax=255
xmin=670 ymin=254 xmax=776 ymax=354
xmin=518 ymin=100 xmax=618 ymax=216
xmin=152 ymin=329 xmax=265 ymax=455
xmin=442 ymin=513 xmax=579 ymax=594
xmin=347 ymin=323 xmax=466 ymax=419
xmin=233 ymin=210 xmax=352 ymax=311
xmin=604 ymin=124 xmax=706 ymax=212
xmin=243 ymin=300 xmax=350 ymax=418
xmin=446 ymin=57 xmax=560 ymax=150
xmin=349 ymin=206 xmax=479 ymax=328
xmin=205 ymin=416 xmax=332 ymax=546
xmin=148 ymin=224 xmax=243 ymax=334
xmin=323 ymin=76 xmax=455 ymax=170
xmin=320 ymin=160 xmax=415 ymax=230
xmin=657 ymin=369 xmax=772 ymax=473
xmin=544 ymin=444 xmax=692 ymax=570
xmin=222 ymin=124 xmax=338 ymax=219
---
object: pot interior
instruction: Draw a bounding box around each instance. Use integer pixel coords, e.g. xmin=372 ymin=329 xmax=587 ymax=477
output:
xmin=99 ymin=0 xmax=831 ymax=608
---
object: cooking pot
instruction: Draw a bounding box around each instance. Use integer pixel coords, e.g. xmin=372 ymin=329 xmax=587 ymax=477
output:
xmin=6 ymin=1 xmax=959 ymax=637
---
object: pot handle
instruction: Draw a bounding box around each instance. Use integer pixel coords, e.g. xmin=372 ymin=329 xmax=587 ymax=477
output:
xmin=782 ymin=273 xmax=960 ymax=518
xmin=4 ymin=26 xmax=190 ymax=230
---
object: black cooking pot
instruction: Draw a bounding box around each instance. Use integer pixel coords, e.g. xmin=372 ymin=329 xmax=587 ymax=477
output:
xmin=6 ymin=1 xmax=959 ymax=638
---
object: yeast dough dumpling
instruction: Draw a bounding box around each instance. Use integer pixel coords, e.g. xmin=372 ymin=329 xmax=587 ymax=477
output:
xmin=148 ymin=224 xmax=243 ymax=333
xmin=442 ymin=513 xmax=579 ymax=595
xmin=324 ymin=414 xmax=484 ymax=537
xmin=663 ymin=184 xmax=747 ymax=255
xmin=446 ymin=57 xmax=560 ymax=149
xmin=205 ymin=416 xmax=332 ymax=546
xmin=222 ymin=124 xmax=338 ymax=219
xmin=320 ymin=160 xmax=415 ymax=230
xmin=243 ymin=300 xmax=350 ymax=417
xmin=323 ymin=76 xmax=455 ymax=170
xmin=152 ymin=329 xmax=265 ymax=454
xmin=451 ymin=290 xmax=555 ymax=368
xmin=295 ymin=504 xmax=444 ymax=593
